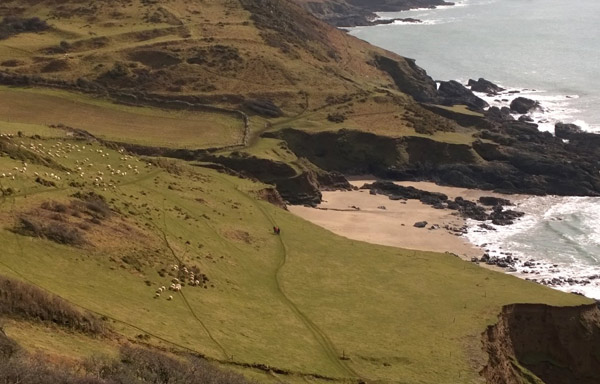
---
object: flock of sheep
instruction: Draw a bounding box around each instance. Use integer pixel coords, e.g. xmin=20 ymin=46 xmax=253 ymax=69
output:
xmin=1 ymin=134 xmax=211 ymax=305
xmin=154 ymin=264 xmax=205 ymax=301
xmin=0 ymin=135 xmax=152 ymax=190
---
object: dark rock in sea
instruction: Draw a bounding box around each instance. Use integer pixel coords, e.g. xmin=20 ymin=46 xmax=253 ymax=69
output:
xmin=554 ymin=122 xmax=583 ymax=139
xmin=453 ymin=197 xmax=488 ymax=221
xmin=397 ymin=17 xmax=422 ymax=23
xmin=414 ymin=221 xmax=428 ymax=228
xmin=485 ymin=106 xmax=514 ymax=123
xmin=479 ymin=223 xmax=496 ymax=231
xmin=301 ymin=0 xmax=452 ymax=27
xmin=518 ymin=115 xmax=534 ymax=123
xmin=479 ymin=196 xmax=512 ymax=206
xmin=371 ymin=17 xmax=422 ymax=25
xmin=438 ymin=80 xmax=489 ymax=110
xmin=510 ymin=97 xmax=539 ymax=114
xmin=468 ymin=78 xmax=505 ymax=94
xmin=554 ymin=122 xmax=600 ymax=153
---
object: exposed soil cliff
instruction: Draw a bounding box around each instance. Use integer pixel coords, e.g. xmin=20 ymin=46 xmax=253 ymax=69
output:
xmin=483 ymin=303 xmax=600 ymax=384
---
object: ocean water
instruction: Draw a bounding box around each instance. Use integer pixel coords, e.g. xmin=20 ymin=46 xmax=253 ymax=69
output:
xmin=350 ymin=0 xmax=600 ymax=299
xmin=350 ymin=0 xmax=600 ymax=132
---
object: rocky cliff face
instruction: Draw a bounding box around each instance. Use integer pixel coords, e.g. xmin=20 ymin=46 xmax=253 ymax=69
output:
xmin=266 ymin=126 xmax=600 ymax=197
xmin=482 ymin=303 xmax=600 ymax=384
xmin=294 ymin=0 xmax=453 ymax=26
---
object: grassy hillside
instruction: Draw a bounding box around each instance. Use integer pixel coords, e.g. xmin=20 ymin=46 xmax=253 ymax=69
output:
xmin=0 ymin=1 xmax=594 ymax=383
xmin=0 ymin=126 xmax=590 ymax=383
xmin=0 ymin=0 xmax=466 ymax=139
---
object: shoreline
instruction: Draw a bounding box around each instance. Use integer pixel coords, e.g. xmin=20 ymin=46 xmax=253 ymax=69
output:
xmin=348 ymin=0 xmax=600 ymax=132
xmin=291 ymin=180 xmax=600 ymax=300
xmin=290 ymin=179 xmax=519 ymax=269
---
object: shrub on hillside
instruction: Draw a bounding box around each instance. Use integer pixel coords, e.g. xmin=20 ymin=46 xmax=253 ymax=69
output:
xmin=71 ymin=192 xmax=112 ymax=219
xmin=0 ymin=326 xmax=20 ymax=358
xmin=0 ymin=353 xmax=105 ymax=384
xmin=15 ymin=216 xmax=87 ymax=246
xmin=0 ymin=275 xmax=105 ymax=335
xmin=0 ymin=341 xmax=254 ymax=384
xmin=0 ymin=17 xmax=49 ymax=40
xmin=85 ymin=346 xmax=253 ymax=383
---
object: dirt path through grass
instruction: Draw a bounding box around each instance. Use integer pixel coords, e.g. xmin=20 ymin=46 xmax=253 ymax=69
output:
xmin=220 ymin=176 xmax=363 ymax=380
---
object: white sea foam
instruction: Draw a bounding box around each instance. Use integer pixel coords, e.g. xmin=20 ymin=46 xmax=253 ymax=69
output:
xmin=465 ymin=196 xmax=600 ymax=299
xmin=470 ymin=85 xmax=590 ymax=133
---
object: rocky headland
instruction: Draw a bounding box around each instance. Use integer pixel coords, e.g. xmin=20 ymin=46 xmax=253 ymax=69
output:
xmin=295 ymin=0 xmax=453 ymax=27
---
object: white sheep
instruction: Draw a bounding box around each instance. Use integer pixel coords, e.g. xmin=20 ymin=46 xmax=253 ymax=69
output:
xmin=154 ymin=293 xmax=160 ymax=298
xmin=167 ymin=295 xmax=173 ymax=301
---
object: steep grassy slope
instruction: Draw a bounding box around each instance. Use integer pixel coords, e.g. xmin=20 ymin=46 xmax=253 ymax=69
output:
xmin=0 ymin=126 xmax=591 ymax=383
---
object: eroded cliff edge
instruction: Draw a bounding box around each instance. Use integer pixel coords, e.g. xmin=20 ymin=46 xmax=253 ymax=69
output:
xmin=483 ymin=303 xmax=600 ymax=384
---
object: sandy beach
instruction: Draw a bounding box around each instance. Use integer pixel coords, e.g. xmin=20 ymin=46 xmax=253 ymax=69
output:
xmin=289 ymin=179 xmax=521 ymax=260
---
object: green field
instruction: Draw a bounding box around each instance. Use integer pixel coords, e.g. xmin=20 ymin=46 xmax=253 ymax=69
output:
xmin=0 ymin=87 xmax=244 ymax=149
xmin=0 ymin=125 xmax=589 ymax=383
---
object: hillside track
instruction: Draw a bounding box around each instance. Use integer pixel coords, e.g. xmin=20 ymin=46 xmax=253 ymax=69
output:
xmin=221 ymin=176 xmax=364 ymax=380
xmin=158 ymin=205 xmax=230 ymax=360
xmin=0 ymin=191 xmax=348 ymax=382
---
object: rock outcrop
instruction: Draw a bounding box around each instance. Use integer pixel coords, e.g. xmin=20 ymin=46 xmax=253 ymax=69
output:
xmin=510 ymin=97 xmax=539 ymax=114
xmin=374 ymin=54 xmax=439 ymax=103
xmin=296 ymin=0 xmax=454 ymax=27
xmin=438 ymin=80 xmax=489 ymax=110
xmin=269 ymin=126 xmax=600 ymax=197
xmin=468 ymin=78 xmax=505 ymax=94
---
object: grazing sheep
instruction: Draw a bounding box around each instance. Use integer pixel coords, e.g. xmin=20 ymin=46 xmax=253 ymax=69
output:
xmin=171 ymin=278 xmax=180 ymax=284
xmin=154 ymin=293 xmax=160 ymax=298
xmin=167 ymin=295 xmax=173 ymax=301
